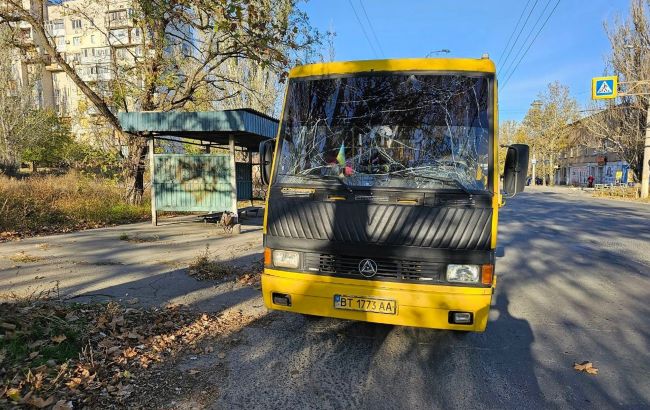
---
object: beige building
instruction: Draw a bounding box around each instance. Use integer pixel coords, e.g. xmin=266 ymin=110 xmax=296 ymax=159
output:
xmin=554 ymin=116 xmax=632 ymax=186
xmin=12 ymin=0 xmax=144 ymax=140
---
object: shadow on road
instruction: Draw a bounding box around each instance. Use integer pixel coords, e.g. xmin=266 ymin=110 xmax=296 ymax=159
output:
xmin=213 ymin=288 xmax=545 ymax=409
xmin=0 ymin=217 xmax=265 ymax=313
xmin=212 ymin=191 xmax=650 ymax=409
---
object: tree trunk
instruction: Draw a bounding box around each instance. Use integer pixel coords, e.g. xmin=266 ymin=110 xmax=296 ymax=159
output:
xmin=549 ymin=157 xmax=555 ymax=186
xmin=123 ymin=138 xmax=149 ymax=205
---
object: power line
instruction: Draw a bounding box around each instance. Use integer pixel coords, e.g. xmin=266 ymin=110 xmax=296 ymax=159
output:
xmin=501 ymin=0 xmax=562 ymax=89
xmin=358 ymin=0 xmax=385 ymax=57
xmin=496 ymin=0 xmax=532 ymax=66
xmin=500 ymin=0 xmax=553 ymax=83
xmin=502 ymin=0 xmax=561 ymax=88
xmin=498 ymin=0 xmax=540 ymax=74
xmin=347 ymin=0 xmax=379 ymax=58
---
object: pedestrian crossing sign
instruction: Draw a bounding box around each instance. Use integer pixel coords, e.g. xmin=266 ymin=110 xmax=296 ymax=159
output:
xmin=592 ymin=76 xmax=618 ymax=100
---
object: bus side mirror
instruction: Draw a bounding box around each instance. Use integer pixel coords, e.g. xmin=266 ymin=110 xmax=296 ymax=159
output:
xmin=503 ymin=144 xmax=529 ymax=197
xmin=259 ymin=139 xmax=276 ymax=186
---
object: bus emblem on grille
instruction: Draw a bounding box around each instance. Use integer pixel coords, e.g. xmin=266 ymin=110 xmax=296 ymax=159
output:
xmin=358 ymin=259 xmax=378 ymax=278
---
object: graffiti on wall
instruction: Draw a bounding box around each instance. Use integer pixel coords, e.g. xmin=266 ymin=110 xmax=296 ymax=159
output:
xmin=570 ymin=166 xmax=589 ymax=186
xmin=603 ymin=162 xmax=629 ymax=184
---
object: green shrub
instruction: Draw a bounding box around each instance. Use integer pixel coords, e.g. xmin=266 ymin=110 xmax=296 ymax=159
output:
xmin=20 ymin=112 xmax=74 ymax=168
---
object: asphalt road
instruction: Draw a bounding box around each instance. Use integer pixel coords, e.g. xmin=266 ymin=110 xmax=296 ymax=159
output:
xmin=2 ymin=189 xmax=648 ymax=409
xmin=213 ymin=189 xmax=650 ymax=410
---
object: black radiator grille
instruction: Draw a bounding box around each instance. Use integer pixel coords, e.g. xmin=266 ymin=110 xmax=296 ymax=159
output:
xmin=304 ymin=253 xmax=445 ymax=283
xmin=267 ymin=200 xmax=493 ymax=251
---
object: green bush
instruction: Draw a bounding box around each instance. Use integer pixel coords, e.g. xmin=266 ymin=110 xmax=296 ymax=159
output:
xmin=20 ymin=112 xmax=74 ymax=168
xmin=65 ymin=142 xmax=124 ymax=178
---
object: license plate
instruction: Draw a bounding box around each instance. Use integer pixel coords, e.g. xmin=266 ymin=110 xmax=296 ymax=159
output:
xmin=333 ymin=295 xmax=397 ymax=315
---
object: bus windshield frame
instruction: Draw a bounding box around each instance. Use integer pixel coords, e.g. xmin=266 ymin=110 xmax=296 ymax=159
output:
xmin=273 ymin=71 xmax=495 ymax=193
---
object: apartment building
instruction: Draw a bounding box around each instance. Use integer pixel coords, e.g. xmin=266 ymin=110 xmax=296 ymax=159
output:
xmin=555 ymin=144 xmax=630 ymax=186
xmin=554 ymin=115 xmax=632 ymax=186
xmin=12 ymin=0 xmax=147 ymax=140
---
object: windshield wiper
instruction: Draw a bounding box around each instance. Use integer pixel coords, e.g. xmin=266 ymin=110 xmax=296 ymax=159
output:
xmin=388 ymin=170 xmax=474 ymax=196
xmin=295 ymin=174 xmax=354 ymax=193
xmin=435 ymin=177 xmax=474 ymax=196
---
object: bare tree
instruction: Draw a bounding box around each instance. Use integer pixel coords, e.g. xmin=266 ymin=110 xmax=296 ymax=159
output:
xmin=213 ymin=58 xmax=284 ymax=117
xmin=214 ymin=24 xmax=337 ymax=117
xmin=582 ymin=0 xmax=649 ymax=181
xmin=0 ymin=0 xmax=320 ymax=203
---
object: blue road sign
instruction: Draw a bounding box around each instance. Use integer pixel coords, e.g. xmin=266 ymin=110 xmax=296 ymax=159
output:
xmin=592 ymin=76 xmax=618 ymax=100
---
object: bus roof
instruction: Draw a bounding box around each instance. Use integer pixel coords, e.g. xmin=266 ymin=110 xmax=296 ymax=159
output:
xmin=288 ymin=58 xmax=496 ymax=79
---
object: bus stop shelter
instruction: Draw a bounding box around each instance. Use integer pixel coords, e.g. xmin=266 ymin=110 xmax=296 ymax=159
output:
xmin=118 ymin=109 xmax=278 ymax=226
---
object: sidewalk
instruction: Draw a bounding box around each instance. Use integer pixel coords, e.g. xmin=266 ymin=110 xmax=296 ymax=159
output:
xmin=524 ymin=184 xmax=591 ymax=195
xmin=0 ymin=216 xmax=264 ymax=312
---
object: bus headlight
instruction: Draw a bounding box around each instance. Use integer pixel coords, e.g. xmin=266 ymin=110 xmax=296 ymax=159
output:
xmin=446 ymin=264 xmax=480 ymax=283
xmin=272 ymin=250 xmax=300 ymax=269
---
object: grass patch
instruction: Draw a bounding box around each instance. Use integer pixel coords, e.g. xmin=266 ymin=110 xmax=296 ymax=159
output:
xmin=0 ymin=172 xmax=150 ymax=238
xmin=0 ymin=312 xmax=84 ymax=367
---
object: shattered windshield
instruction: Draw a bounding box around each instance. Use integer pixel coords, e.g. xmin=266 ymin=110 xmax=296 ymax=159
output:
xmin=275 ymin=72 xmax=492 ymax=191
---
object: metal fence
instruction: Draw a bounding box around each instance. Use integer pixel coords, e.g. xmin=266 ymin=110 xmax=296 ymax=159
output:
xmin=153 ymin=154 xmax=255 ymax=212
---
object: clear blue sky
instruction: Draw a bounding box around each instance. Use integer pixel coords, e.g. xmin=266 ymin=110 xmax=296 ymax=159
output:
xmin=301 ymin=0 xmax=628 ymax=122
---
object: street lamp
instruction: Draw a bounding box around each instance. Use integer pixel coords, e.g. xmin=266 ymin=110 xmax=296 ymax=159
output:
xmin=426 ymin=49 xmax=451 ymax=57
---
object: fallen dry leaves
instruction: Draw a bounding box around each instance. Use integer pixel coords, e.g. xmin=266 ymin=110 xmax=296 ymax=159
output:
xmin=51 ymin=335 xmax=67 ymax=344
xmin=573 ymin=361 xmax=599 ymax=375
xmin=0 ymin=231 xmax=20 ymax=242
xmin=1 ymin=300 xmax=258 ymax=408
xmin=9 ymin=251 xmax=44 ymax=263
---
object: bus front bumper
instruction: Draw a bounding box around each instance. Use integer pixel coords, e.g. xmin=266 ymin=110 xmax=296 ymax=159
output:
xmin=262 ymin=268 xmax=494 ymax=332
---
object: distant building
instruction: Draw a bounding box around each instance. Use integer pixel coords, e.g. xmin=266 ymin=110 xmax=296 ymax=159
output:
xmin=11 ymin=0 xmax=190 ymax=142
xmin=554 ymin=115 xmax=632 ymax=186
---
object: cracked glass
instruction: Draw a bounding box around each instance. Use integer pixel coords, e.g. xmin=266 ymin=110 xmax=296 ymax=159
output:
xmin=276 ymin=72 xmax=492 ymax=192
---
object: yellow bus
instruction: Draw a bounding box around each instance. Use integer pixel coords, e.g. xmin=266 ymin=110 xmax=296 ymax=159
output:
xmin=258 ymin=57 xmax=529 ymax=331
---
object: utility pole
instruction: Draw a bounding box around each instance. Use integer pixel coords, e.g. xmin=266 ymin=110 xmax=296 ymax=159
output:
xmin=617 ymin=80 xmax=650 ymax=198
xmin=149 ymin=136 xmax=157 ymax=226
xmin=530 ymin=100 xmax=542 ymax=187
xmin=642 ymin=103 xmax=650 ymax=198
xmin=531 ymin=153 xmax=537 ymax=186
xmin=620 ymin=44 xmax=650 ymax=198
